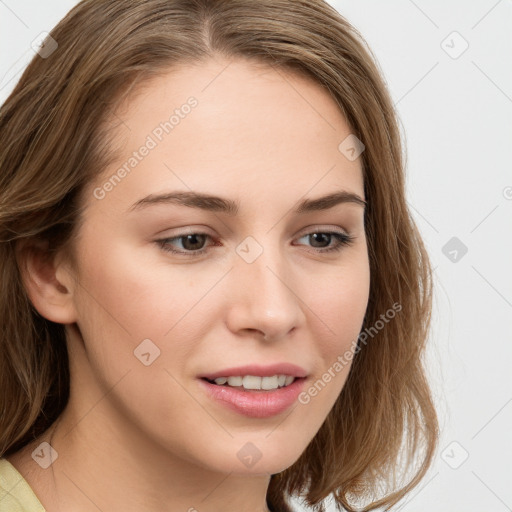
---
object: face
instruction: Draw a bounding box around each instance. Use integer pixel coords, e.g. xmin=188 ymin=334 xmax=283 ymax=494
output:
xmin=65 ymin=56 xmax=370 ymax=475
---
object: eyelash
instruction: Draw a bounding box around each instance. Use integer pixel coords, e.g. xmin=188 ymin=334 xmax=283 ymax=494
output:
xmin=156 ymin=229 xmax=355 ymax=257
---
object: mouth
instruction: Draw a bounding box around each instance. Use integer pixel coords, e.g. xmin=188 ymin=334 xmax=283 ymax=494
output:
xmin=197 ymin=363 xmax=309 ymax=417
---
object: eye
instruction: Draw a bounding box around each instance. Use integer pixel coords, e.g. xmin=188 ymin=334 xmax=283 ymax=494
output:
xmin=294 ymin=230 xmax=355 ymax=253
xmin=156 ymin=227 xmax=355 ymax=258
xmin=157 ymin=233 xmax=214 ymax=255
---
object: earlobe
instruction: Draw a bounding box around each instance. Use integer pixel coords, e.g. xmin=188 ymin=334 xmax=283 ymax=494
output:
xmin=15 ymin=239 xmax=78 ymax=325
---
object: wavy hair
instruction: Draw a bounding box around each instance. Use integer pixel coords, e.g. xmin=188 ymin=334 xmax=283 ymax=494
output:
xmin=0 ymin=1 xmax=439 ymax=510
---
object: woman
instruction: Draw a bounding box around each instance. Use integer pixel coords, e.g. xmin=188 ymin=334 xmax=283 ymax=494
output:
xmin=0 ymin=1 xmax=439 ymax=511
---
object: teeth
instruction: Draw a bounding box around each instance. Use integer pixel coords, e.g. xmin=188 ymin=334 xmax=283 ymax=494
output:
xmin=227 ymin=376 xmax=243 ymax=387
xmin=260 ymin=376 xmax=278 ymax=390
xmin=284 ymin=375 xmax=294 ymax=386
xmin=243 ymin=375 xmax=264 ymax=390
xmin=212 ymin=375 xmax=296 ymax=390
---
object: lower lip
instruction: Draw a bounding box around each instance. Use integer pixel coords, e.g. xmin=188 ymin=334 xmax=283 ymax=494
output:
xmin=198 ymin=377 xmax=307 ymax=418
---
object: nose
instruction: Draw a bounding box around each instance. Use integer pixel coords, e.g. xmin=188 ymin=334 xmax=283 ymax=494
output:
xmin=224 ymin=242 xmax=306 ymax=342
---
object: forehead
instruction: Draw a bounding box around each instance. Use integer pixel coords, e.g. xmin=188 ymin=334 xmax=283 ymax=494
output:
xmin=87 ymin=57 xmax=364 ymax=215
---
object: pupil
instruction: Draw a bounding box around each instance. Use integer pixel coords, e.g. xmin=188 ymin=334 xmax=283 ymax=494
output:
xmin=183 ymin=234 xmax=206 ymax=251
xmin=310 ymin=233 xmax=330 ymax=248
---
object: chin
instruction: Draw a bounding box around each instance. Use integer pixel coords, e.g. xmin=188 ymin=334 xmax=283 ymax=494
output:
xmin=190 ymin=438 xmax=304 ymax=476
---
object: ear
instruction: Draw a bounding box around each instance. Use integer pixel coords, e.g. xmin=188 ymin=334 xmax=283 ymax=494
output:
xmin=15 ymin=239 xmax=78 ymax=324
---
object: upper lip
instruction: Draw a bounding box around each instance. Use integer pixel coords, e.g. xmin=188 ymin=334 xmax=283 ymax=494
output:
xmin=199 ymin=363 xmax=308 ymax=380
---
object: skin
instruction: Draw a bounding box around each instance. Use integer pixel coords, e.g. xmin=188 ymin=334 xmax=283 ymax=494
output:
xmin=9 ymin=56 xmax=370 ymax=512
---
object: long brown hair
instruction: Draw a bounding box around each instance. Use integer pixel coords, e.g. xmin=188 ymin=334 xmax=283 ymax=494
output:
xmin=0 ymin=1 xmax=438 ymax=510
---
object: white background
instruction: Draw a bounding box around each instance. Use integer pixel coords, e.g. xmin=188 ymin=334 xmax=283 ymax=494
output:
xmin=1 ymin=1 xmax=511 ymax=511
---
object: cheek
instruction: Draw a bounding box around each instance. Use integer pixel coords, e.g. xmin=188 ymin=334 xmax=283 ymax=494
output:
xmin=307 ymin=255 xmax=370 ymax=350
xmin=71 ymin=236 xmax=230 ymax=401
xmin=75 ymin=239 xmax=200 ymax=338
xmin=326 ymin=277 xmax=369 ymax=348
xmin=298 ymin=256 xmax=370 ymax=405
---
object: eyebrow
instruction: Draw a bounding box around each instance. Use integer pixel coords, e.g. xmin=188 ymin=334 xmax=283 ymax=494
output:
xmin=127 ymin=190 xmax=366 ymax=215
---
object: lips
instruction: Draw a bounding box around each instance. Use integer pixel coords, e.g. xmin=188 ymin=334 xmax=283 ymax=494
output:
xmin=198 ymin=376 xmax=307 ymax=418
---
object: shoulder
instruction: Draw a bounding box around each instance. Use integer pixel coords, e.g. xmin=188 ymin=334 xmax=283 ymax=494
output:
xmin=0 ymin=457 xmax=46 ymax=512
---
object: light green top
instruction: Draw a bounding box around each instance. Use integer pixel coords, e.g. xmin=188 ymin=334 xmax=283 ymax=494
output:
xmin=0 ymin=458 xmax=46 ymax=512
